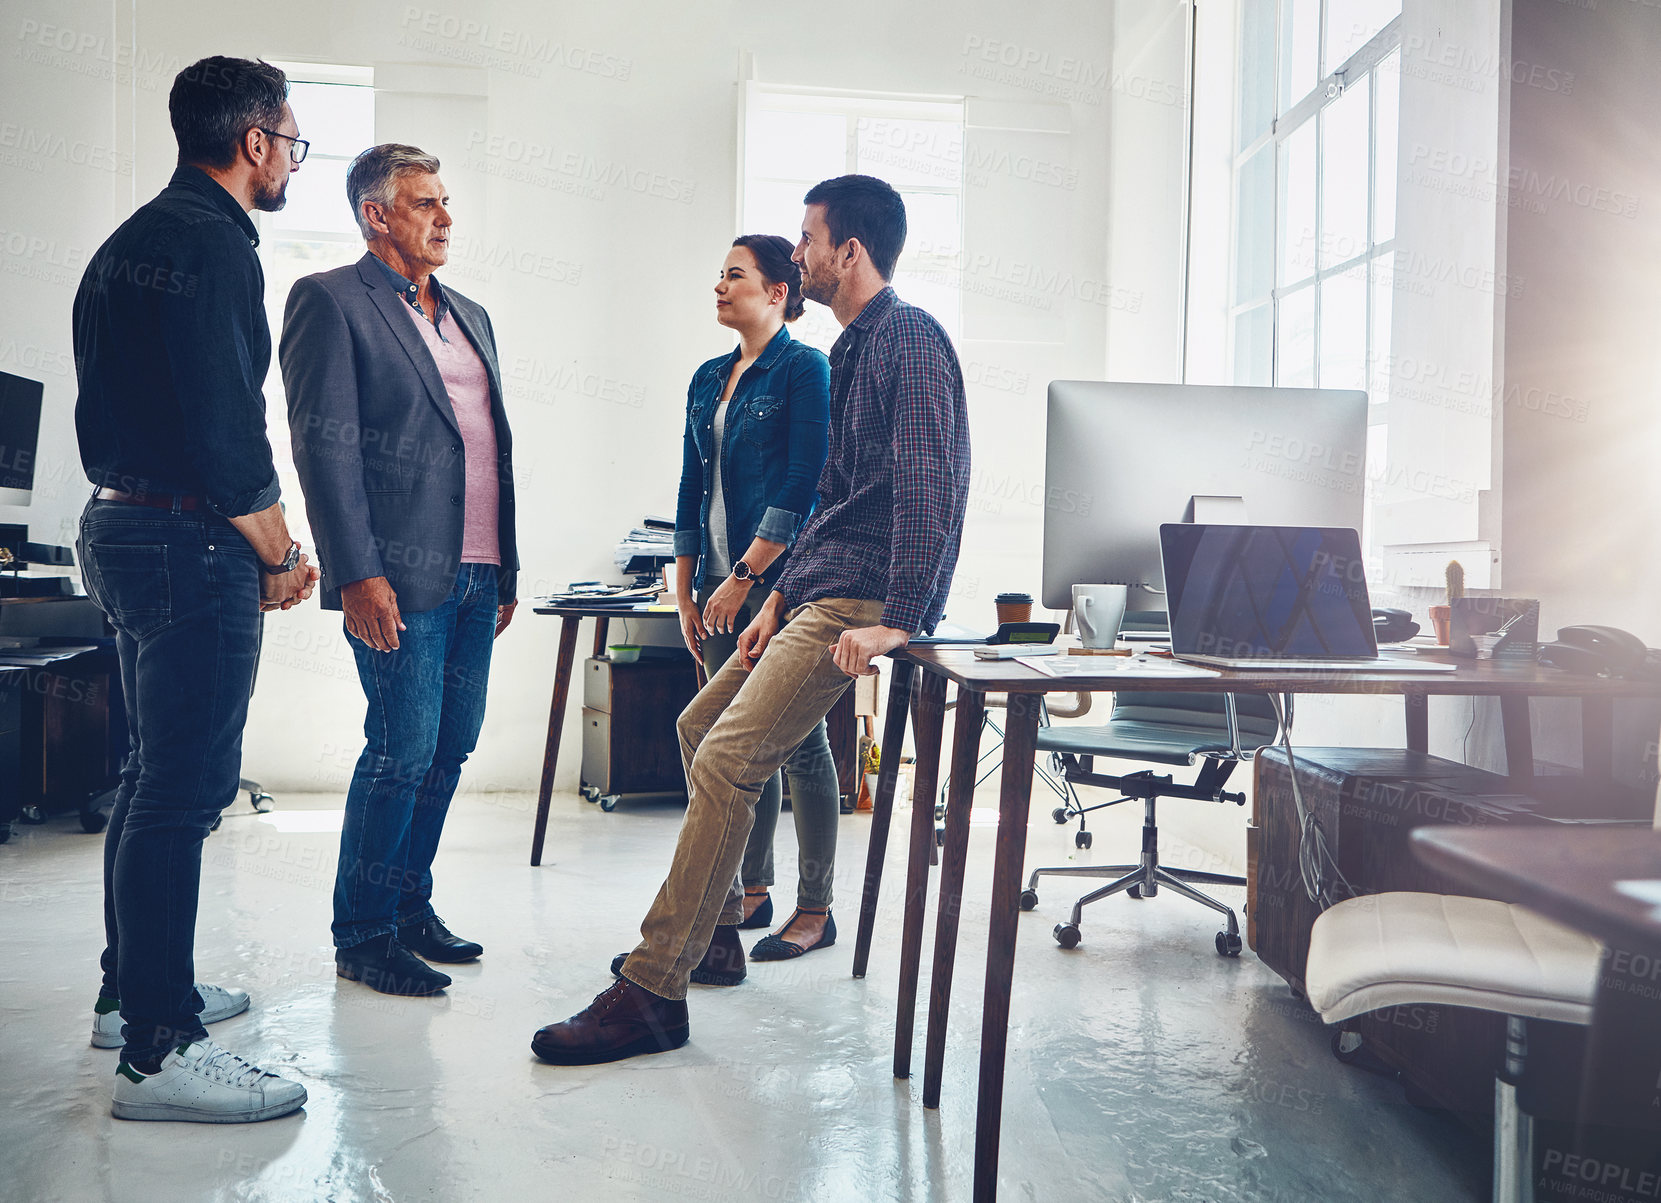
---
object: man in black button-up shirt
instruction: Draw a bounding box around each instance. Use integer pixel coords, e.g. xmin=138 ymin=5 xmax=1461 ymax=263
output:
xmin=71 ymin=56 xmax=317 ymax=1125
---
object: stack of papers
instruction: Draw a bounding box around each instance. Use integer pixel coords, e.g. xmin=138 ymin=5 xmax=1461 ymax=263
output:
xmin=540 ymin=582 xmax=664 ymax=607
xmin=1013 ymin=654 xmax=1221 ymax=679
xmin=614 ymin=515 xmax=675 ymax=573
xmin=0 ymin=644 xmax=100 ymax=667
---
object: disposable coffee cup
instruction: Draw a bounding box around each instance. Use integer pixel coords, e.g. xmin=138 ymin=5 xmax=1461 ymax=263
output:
xmin=1072 ymin=584 xmax=1129 ymax=650
xmin=995 ymin=592 xmax=1033 ymax=624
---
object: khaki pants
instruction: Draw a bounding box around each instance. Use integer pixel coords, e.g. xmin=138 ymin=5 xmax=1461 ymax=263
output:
xmin=620 ymin=597 xmax=883 ymax=999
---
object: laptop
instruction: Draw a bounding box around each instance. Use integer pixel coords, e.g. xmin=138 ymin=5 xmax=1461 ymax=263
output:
xmin=1159 ymin=523 xmax=1458 ymax=673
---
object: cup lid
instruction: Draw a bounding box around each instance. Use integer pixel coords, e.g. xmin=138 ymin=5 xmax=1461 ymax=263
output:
xmin=994 ymin=592 xmax=1033 ymax=604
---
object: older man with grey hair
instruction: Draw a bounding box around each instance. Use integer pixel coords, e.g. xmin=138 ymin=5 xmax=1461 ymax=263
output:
xmin=280 ymin=143 xmax=519 ymax=997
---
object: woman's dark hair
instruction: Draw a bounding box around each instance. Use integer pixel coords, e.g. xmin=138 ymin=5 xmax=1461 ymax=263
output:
xmin=731 ymin=234 xmax=806 ymax=322
xmin=169 ymin=56 xmax=289 ymax=169
xmin=802 ymin=174 xmax=907 ymax=280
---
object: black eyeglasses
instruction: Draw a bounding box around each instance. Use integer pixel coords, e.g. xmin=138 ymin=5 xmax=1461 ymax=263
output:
xmin=257 ymin=128 xmax=309 ymax=164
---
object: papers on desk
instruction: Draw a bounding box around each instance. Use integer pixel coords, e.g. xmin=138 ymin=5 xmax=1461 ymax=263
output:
xmin=540 ymin=583 xmax=664 ymax=606
xmin=0 ymin=643 xmax=100 ymax=667
xmin=1013 ymin=653 xmax=1221 ymax=679
xmin=1615 ymin=880 xmax=1661 ymax=923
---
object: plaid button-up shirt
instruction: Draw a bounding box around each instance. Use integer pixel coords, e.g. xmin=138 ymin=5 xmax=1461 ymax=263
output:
xmin=773 ymin=287 xmax=970 ymax=634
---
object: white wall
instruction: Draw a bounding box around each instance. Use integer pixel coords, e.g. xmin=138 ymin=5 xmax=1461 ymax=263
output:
xmin=0 ymin=0 xmax=1167 ymax=795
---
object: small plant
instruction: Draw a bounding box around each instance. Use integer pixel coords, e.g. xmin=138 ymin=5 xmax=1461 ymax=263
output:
xmin=1445 ymin=560 xmax=1465 ymax=605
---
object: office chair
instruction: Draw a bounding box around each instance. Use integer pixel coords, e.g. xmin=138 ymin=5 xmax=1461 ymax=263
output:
xmin=1020 ymin=661 xmax=1281 ymax=955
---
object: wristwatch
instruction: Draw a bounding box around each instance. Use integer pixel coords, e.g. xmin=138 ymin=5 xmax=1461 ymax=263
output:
xmin=732 ymin=559 xmax=760 ymax=585
xmin=263 ymin=540 xmax=302 ymax=576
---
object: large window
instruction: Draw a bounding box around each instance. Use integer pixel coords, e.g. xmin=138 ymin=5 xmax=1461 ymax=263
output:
xmin=258 ymin=63 xmax=375 ymax=545
xmin=741 ymin=85 xmax=965 ymax=351
xmin=1232 ymin=0 xmax=1401 ymax=535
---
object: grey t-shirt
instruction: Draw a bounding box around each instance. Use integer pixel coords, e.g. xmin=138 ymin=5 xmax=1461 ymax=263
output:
xmin=706 ymin=394 xmax=733 ymax=579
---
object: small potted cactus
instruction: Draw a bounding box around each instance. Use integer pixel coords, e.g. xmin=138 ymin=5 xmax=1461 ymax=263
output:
xmin=1428 ymin=560 xmax=1461 ymax=646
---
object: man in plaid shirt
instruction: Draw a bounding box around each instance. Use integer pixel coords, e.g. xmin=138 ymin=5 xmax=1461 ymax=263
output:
xmin=534 ymin=175 xmax=971 ymax=1065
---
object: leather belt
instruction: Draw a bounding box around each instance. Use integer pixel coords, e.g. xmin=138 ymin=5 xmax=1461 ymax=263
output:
xmin=94 ymin=487 xmax=201 ymax=511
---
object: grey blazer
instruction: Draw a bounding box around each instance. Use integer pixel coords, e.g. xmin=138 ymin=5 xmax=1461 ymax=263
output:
xmin=279 ymin=253 xmax=518 ymax=613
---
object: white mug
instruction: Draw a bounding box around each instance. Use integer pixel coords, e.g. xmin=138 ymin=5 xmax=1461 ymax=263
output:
xmin=1072 ymin=584 xmax=1129 ymax=650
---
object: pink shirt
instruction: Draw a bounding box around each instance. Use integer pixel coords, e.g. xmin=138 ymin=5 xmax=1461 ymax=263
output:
xmin=399 ymin=299 xmax=501 ymax=565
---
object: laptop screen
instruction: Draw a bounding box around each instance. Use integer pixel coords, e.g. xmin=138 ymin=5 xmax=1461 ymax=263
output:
xmin=1160 ymin=524 xmax=1378 ymax=660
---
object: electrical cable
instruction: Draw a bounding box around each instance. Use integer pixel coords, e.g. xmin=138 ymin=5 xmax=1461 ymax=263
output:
xmin=1268 ymin=692 xmax=1358 ymax=910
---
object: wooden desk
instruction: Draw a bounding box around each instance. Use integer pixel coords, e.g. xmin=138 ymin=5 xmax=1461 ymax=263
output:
xmin=1414 ymin=826 xmax=1661 ymax=1201
xmin=853 ymin=647 xmax=1661 ymax=1203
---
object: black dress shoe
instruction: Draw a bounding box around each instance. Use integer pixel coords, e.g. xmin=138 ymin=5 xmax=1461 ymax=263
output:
xmin=399 ymin=917 xmax=483 ymax=963
xmin=336 ymin=935 xmax=452 ymax=996
xmin=531 ymin=979 xmax=689 ymax=1065
xmin=609 ymin=924 xmax=746 ymax=987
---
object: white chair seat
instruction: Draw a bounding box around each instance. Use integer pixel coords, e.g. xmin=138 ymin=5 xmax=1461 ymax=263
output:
xmin=1306 ymin=892 xmax=1601 ymax=1028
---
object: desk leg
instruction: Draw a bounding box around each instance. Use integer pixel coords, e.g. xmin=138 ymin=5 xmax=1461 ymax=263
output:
xmin=531 ymin=615 xmax=581 ymax=867
xmin=853 ymin=659 xmax=916 ymax=979
xmin=1404 ymin=691 xmax=1428 ymax=754
xmin=923 ymin=687 xmax=986 ymax=1110
xmin=974 ymin=694 xmax=1042 ymax=1203
xmin=592 ymin=616 xmax=610 ymax=658
xmin=1500 ymin=695 xmax=1534 ymax=778
xmin=894 ymin=668 xmax=948 ymax=1079
xmin=1582 ymin=695 xmax=1614 ymax=780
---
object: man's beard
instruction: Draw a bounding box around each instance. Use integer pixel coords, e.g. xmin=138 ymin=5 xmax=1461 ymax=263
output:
xmin=252 ymin=174 xmax=289 ymax=213
xmin=800 ymin=267 xmax=838 ymax=306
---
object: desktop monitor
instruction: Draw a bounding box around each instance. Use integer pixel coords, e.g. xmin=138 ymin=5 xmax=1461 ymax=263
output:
xmin=0 ymin=371 xmax=43 ymax=506
xmin=1041 ymin=381 xmax=1368 ymax=610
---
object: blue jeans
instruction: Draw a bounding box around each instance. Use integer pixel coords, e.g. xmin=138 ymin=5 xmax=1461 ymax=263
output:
xmin=78 ymin=496 xmax=262 ymax=1064
xmin=332 ymin=562 xmax=498 ymax=949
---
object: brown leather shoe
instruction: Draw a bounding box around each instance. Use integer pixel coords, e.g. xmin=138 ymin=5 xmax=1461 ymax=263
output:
xmin=531 ymin=979 xmax=690 ymax=1065
xmin=609 ymin=924 xmax=747 ymax=987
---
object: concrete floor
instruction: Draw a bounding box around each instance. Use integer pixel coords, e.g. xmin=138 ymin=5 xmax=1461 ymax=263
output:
xmin=0 ymin=779 xmax=1489 ymax=1203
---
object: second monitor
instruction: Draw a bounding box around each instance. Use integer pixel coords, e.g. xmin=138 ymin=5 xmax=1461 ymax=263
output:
xmin=1041 ymin=381 xmax=1368 ymax=611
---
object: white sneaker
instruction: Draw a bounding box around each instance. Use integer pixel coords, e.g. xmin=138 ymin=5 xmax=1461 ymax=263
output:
xmin=91 ymin=983 xmax=252 ymax=1049
xmin=111 ymin=1040 xmax=307 ymax=1123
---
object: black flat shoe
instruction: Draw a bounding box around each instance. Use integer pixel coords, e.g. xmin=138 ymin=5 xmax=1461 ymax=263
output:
xmin=750 ymin=910 xmax=836 ymax=961
xmin=736 ymin=894 xmax=774 ymax=931
xmin=336 ymin=935 xmax=451 ymax=996
xmin=610 ymin=924 xmax=746 ymax=987
xmin=399 ymin=917 xmax=483 ymax=963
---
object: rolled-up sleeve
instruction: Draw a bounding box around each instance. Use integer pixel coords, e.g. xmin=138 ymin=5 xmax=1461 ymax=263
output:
xmin=157 ymin=224 xmax=281 ymax=518
xmin=881 ymin=322 xmax=963 ymax=634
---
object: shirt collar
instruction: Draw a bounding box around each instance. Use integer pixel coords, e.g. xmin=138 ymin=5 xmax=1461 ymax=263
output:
xmin=725 ymin=323 xmax=794 ymax=373
xmin=829 ymin=285 xmax=896 ymax=364
xmin=369 ymin=253 xmax=450 ymax=323
xmin=169 ymin=165 xmax=260 ymax=247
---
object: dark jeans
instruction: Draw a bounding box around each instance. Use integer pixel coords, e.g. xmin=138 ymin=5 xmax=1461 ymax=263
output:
xmin=332 ymin=562 xmax=497 ymax=949
xmin=79 ymin=496 xmax=262 ymax=1064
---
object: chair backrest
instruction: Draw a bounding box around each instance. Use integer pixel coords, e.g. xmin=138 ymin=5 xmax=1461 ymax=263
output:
xmin=1109 ymin=690 xmax=1281 ymax=747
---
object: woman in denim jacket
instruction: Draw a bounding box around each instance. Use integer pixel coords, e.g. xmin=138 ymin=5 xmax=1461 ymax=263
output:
xmin=672 ymin=234 xmax=839 ymax=963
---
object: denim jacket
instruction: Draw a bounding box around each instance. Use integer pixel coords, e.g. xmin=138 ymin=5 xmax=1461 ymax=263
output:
xmin=674 ymin=325 xmax=830 ymax=589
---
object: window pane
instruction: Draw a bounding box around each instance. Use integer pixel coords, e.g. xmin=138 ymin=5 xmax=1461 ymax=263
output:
xmin=1239 ymin=0 xmax=1277 ymax=150
xmin=1319 ymin=79 xmax=1368 ymax=268
xmin=1369 ymin=250 xmax=1394 ymax=405
xmin=895 ymin=268 xmax=960 ymax=340
xmin=1278 ymin=120 xmax=1317 ymax=287
xmin=1233 ymin=304 xmax=1273 ymax=386
xmin=1319 ymin=262 xmax=1367 ymax=392
xmin=1234 ymin=142 xmax=1274 ymax=304
xmin=857 ymin=118 xmax=962 ymax=188
xmin=288 ymin=82 xmax=373 ymax=161
xmin=743 ymin=179 xmax=816 ymax=241
xmin=268 ymin=157 xmax=354 ymax=237
xmin=1276 ymin=284 xmax=1315 ymax=387
xmin=1373 ymin=51 xmax=1400 ymax=243
xmin=749 ymin=110 xmax=847 ymax=182
xmin=1325 ymin=0 xmax=1400 ymax=71
xmin=1279 ymin=0 xmax=1320 ymax=111
xmin=901 ymin=191 xmax=961 ymax=260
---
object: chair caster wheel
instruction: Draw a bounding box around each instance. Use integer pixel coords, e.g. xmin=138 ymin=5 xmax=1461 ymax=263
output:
xmin=580 ymin=784 xmax=599 ymax=802
xmin=598 ymin=795 xmax=619 ymax=812
xmin=20 ymin=805 xmax=45 ymax=825
xmin=80 ymin=810 xmax=107 ymax=834
xmin=1215 ymin=930 xmax=1242 ymax=957
xmin=934 ymin=826 xmax=946 ymax=847
xmin=1053 ymin=923 xmax=1081 ymax=949
xmin=1332 ymin=1030 xmax=1365 ymax=1064
xmin=934 ymin=801 xmax=946 ymax=822
xmin=1074 ymin=830 xmax=1092 ymax=850
xmin=250 ymin=792 xmax=274 ymax=813
xmin=1019 ymin=889 xmax=1038 ymax=911
xmin=1127 ymin=884 xmax=1143 ymax=899
xmin=1051 ymin=807 xmax=1069 ymax=825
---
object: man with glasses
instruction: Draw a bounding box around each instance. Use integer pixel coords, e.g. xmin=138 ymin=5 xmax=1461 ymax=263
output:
xmin=73 ymin=55 xmax=317 ymax=1123
xmin=280 ymin=144 xmax=518 ymax=997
